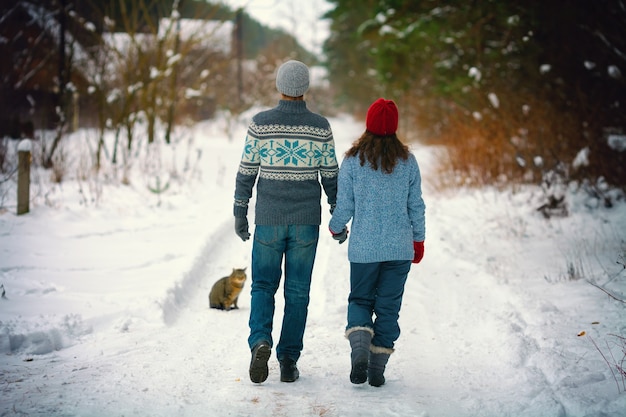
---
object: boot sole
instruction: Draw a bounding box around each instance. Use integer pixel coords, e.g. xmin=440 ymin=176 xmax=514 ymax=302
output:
xmin=368 ymin=376 xmax=385 ymax=387
xmin=249 ymin=343 xmax=271 ymax=383
xmin=350 ymin=357 xmax=368 ymax=384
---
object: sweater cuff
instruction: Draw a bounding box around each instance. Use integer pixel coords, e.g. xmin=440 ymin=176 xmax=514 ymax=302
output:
xmin=233 ymin=200 xmax=248 ymax=218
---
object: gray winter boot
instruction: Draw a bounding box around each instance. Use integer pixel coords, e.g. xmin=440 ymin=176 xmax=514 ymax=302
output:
xmin=368 ymin=345 xmax=393 ymax=387
xmin=346 ymin=327 xmax=374 ymax=384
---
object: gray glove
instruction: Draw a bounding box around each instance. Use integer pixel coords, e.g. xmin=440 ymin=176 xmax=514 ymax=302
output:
xmin=331 ymin=227 xmax=348 ymax=244
xmin=235 ymin=217 xmax=250 ymax=241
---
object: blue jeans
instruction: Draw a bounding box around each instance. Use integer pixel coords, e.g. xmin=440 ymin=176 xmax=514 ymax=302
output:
xmin=248 ymin=225 xmax=319 ymax=362
xmin=347 ymin=260 xmax=411 ymax=349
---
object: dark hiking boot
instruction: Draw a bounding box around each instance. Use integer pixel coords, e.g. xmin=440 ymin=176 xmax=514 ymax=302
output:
xmin=279 ymin=358 xmax=299 ymax=382
xmin=249 ymin=341 xmax=271 ymax=383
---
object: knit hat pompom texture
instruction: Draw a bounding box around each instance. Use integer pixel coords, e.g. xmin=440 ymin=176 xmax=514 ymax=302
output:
xmin=366 ymin=98 xmax=399 ymax=136
xmin=276 ymin=60 xmax=310 ymax=97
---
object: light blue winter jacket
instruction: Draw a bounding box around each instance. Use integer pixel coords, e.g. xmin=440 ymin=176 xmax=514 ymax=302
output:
xmin=329 ymin=152 xmax=425 ymax=263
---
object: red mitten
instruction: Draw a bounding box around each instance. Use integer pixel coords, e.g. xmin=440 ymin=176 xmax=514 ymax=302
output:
xmin=413 ymin=241 xmax=424 ymax=264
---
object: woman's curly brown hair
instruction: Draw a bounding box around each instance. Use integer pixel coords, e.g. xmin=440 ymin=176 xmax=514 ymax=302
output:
xmin=345 ymin=131 xmax=409 ymax=174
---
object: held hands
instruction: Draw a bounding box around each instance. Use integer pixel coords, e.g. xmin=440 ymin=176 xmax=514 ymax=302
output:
xmin=330 ymin=227 xmax=348 ymax=244
xmin=413 ymin=241 xmax=424 ymax=264
xmin=235 ymin=217 xmax=251 ymax=241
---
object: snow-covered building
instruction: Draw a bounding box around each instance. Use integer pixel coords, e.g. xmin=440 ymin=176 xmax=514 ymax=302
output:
xmin=0 ymin=0 xmax=102 ymax=135
xmin=158 ymin=18 xmax=234 ymax=55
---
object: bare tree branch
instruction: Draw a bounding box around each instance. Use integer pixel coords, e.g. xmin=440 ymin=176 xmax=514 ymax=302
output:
xmin=586 ymin=280 xmax=626 ymax=303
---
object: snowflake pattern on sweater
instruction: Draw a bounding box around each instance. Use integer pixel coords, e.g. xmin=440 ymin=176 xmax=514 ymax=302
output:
xmin=234 ymin=100 xmax=339 ymax=225
xmin=240 ymin=124 xmax=337 ymax=181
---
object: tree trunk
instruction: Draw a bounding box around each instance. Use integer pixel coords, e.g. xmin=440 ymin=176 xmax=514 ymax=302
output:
xmin=44 ymin=0 xmax=69 ymax=169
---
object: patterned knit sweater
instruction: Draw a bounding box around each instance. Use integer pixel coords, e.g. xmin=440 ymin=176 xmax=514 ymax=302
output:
xmin=234 ymin=100 xmax=339 ymax=225
xmin=329 ymin=153 xmax=426 ymax=263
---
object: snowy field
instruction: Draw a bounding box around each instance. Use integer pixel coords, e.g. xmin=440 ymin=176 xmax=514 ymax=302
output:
xmin=1 ymin=112 xmax=625 ymax=417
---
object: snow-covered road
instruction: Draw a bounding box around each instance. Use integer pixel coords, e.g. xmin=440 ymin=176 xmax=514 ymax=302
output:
xmin=1 ymin=114 xmax=625 ymax=416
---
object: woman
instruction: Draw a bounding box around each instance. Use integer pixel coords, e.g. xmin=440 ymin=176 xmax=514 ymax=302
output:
xmin=329 ymin=98 xmax=426 ymax=387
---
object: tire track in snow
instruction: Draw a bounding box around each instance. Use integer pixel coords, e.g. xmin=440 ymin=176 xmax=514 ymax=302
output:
xmin=159 ymin=217 xmax=244 ymax=325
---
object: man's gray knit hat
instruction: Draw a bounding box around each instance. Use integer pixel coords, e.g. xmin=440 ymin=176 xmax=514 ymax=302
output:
xmin=276 ymin=60 xmax=310 ymax=97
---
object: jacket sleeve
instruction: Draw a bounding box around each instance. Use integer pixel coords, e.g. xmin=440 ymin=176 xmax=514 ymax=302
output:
xmin=233 ymin=132 xmax=259 ymax=218
xmin=407 ymin=154 xmax=426 ymax=241
xmin=329 ymin=157 xmax=354 ymax=233
xmin=320 ymin=133 xmax=339 ymax=206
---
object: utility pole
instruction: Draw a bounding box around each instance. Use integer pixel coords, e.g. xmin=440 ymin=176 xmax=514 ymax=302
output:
xmin=235 ymin=8 xmax=243 ymax=107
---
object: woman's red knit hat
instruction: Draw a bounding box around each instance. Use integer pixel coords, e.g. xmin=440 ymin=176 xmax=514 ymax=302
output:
xmin=366 ymin=98 xmax=398 ymax=136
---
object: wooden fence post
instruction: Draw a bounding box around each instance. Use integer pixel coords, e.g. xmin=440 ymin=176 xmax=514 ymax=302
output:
xmin=17 ymin=139 xmax=31 ymax=215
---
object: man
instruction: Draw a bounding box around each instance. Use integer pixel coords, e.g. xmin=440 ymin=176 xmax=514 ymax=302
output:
xmin=233 ymin=60 xmax=338 ymax=383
